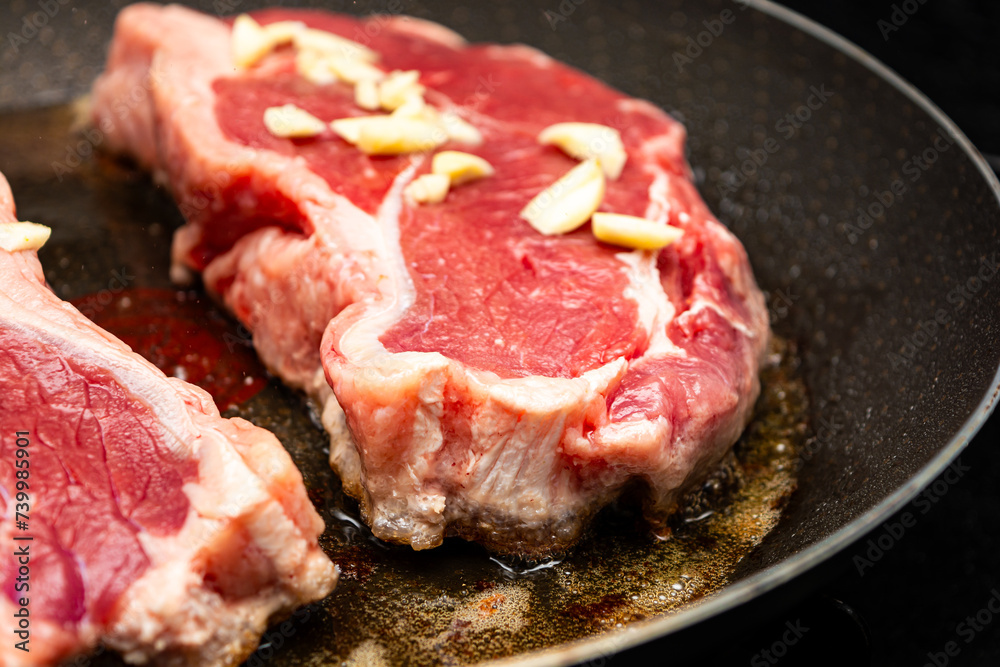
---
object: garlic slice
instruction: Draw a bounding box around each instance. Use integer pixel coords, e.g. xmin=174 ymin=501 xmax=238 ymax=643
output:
xmin=293 ymin=27 xmax=379 ymax=63
xmin=331 ymin=115 xmax=445 ymax=155
xmin=390 ymin=102 xmax=483 ymax=146
xmin=432 ymin=151 xmax=494 ymax=185
xmin=231 ymin=16 xmax=305 ymax=68
xmin=296 ymin=49 xmax=384 ymax=86
xmin=390 ymin=95 xmax=427 ymax=119
xmin=263 ymin=104 xmax=327 ymax=138
xmin=404 ymin=174 xmax=450 ymax=204
xmin=231 ymin=15 xmax=273 ymax=68
xmin=262 ymin=20 xmax=307 ymax=43
xmin=328 ymin=56 xmax=385 ymax=84
xmin=328 ymin=117 xmax=368 ymax=144
xmin=355 ymin=79 xmax=381 ymax=110
xmin=0 ymin=222 xmax=51 ymax=253
xmin=438 ymin=111 xmax=483 ymax=145
xmin=538 ymin=122 xmax=627 ymax=180
xmin=295 ymin=48 xmax=337 ymax=85
xmin=378 ymin=70 xmax=425 ymax=111
xmin=591 ymin=212 xmax=683 ymax=250
xmin=520 ymin=158 xmax=605 ymax=235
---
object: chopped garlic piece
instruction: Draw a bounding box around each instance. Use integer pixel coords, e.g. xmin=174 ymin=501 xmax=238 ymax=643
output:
xmin=328 ymin=56 xmax=384 ymax=84
xmin=336 ymin=101 xmax=483 ymax=156
xmin=592 ymin=212 xmax=683 ymax=250
xmin=331 ymin=115 xmax=446 ymax=155
xmin=296 ymin=49 xmax=384 ymax=86
xmin=355 ymin=79 xmax=380 ymax=110
xmin=405 ymin=173 xmax=450 ymax=204
xmin=520 ymin=159 xmax=605 ymax=235
xmin=231 ymin=16 xmax=305 ymax=68
xmin=262 ymin=20 xmax=306 ymax=43
xmin=378 ymin=70 xmax=425 ymax=111
xmin=438 ymin=111 xmax=483 ymax=145
xmin=357 ymin=117 xmax=444 ymax=155
xmin=295 ymin=48 xmax=337 ymax=85
xmin=390 ymin=95 xmax=427 ymax=119
xmin=329 ymin=117 xmax=367 ymax=144
xmin=432 ymin=151 xmax=494 ymax=185
xmin=263 ymin=104 xmax=327 ymax=138
xmin=538 ymin=122 xmax=627 ymax=180
xmin=293 ymin=28 xmax=379 ymax=63
xmin=231 ymin=15 xmax=273 ymax=68
xmin=0 ymin=222 xmax=51 ymax=253
xmin=391 ymin=103 xmax=482 ymax=145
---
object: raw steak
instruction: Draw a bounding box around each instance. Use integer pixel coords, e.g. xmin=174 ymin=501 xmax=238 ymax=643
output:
xmin=0 ymin=173 xmax=336 ymax=666
xmin=91 ymin=4 xmax=769 ymax=555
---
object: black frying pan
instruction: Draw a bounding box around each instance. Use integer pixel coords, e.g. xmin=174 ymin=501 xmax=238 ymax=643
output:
xmin=0 ymin=0 xmax=998 ymax=665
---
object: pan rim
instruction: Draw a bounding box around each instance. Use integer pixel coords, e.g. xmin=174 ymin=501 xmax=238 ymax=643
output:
xmin=487 ymin=1 xmax=1000 ymax=665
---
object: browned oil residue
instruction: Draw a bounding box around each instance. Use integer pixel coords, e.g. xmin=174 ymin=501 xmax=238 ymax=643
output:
xmin=561 ymin=594 xmax=630 ymax=629
xmin=333 ymin=545 xmax=377 ymax=583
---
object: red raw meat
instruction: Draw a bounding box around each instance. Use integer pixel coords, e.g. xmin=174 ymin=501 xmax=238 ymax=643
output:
xmin=91 ymin=4 xmax=769 ymax=554
xmin=0 ymin=173 xmax=336 ymax=666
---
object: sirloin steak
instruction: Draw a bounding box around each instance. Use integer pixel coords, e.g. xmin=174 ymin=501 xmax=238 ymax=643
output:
xmin=0 ymin=173 xmax=336 ymax=667
xmin=92 ymin=4 xmax=770 ymax=555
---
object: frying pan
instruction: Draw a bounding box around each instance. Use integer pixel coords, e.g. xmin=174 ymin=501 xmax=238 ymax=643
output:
xmin=1 ymin=0 xmax=998 ymax=664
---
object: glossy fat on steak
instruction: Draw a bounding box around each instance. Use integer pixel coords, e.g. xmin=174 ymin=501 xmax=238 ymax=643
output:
xmin=91 ymin=4 xmax=769 ymax=555
xmin=0 ymin=173 xmax=336 ymax=666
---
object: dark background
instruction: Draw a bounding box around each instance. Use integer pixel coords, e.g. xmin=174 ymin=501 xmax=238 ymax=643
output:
xmin=781 ymin=0 xmax=1000 ymax=160
xmin=696 ymin=2 xmax=1000 ymax=665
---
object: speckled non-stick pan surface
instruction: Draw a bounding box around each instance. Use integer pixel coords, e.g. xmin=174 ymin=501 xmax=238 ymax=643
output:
xmin=1 ymin=1 xmax=998 ymax=665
